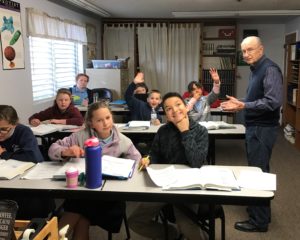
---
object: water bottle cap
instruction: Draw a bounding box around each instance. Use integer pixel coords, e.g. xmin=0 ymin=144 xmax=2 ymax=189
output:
xmin=84 ymin=137 xmax=99 ymax=147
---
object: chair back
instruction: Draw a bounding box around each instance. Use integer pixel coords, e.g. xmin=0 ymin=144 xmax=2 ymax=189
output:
xmin=92 ymin=88 xmax=113 ymax=102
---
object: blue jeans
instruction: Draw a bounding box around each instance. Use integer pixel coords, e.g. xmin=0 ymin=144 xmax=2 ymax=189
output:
xmin=245 ymin=125 xmax=279 ymax=227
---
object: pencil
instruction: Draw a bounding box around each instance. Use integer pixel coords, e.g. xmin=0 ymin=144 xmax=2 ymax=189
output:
xmin=138 ymin=164 xmax=144 ymax=172
xmin=138 ymin=155 xmax=150 ymax=171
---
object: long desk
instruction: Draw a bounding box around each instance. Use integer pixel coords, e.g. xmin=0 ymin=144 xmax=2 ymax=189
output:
xmin=116 ymin=124 xmax=246 ymax=165
xmin=0 ymin=164 xmax=273 ymax=240
xmin=31 ymin=123 xmax=245 ymax=165
xmin=76 ymin=105 xmax=232 ymax=119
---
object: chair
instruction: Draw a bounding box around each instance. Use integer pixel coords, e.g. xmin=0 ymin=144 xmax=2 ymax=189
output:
xmin=178 ymin=204 xmax=225 ymax=240
xmin=92 ymin=88 xmax=113 ymax=102
xmin=108 ymin=213 xmax=130 ymax=240
xmin=14 ymin=217 xmax=59 ymax=240
xmin=160 ymin=204 xmax=225 ymax=240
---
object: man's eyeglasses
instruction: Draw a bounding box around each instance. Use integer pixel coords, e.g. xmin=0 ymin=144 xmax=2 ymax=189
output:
xmin=242 ymin=47 xmax=260 ymax=55
xmin=0 ymin=127 xmax=12 ymax=134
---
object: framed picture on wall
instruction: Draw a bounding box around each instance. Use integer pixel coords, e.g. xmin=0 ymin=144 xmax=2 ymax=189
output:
xmin=0 ymin=0 xmax=25 ymax=70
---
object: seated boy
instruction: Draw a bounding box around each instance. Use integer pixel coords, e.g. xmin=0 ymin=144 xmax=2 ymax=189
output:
xmin=128 ymin=92 xmax=208 ymax=239
xmin=125 ymin=72 xmax=162 ymax=125
xmin=186 ymin=68 xmax=221 ymax=121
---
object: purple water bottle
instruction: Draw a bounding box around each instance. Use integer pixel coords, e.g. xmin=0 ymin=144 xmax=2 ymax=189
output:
xmin=84 ymin=137 xmax=102 ymax=189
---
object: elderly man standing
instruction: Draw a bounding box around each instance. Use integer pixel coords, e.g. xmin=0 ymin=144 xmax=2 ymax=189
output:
xmin=221 ymin=36 xmax=283 ymax=232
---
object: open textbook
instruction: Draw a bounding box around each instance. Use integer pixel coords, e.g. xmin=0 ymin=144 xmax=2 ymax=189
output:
xmin=146 ymin=165 xmax=240 ymax=191
xmin=0 ymin=159 xmax=35 ymax=180
xmin=30 ymin=124 xmax=81 ymax=136
xmin=22 ymin=156 xmax=136 ymax=180
xmin=53 ymin=155 xmax=136 ymax=180
xmin=199 ymin=121 xmax=236 ymax=130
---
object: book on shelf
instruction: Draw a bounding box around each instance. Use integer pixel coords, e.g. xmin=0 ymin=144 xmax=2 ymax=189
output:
xmin=0 ymin=159 xmax=35 ymax=180
xmin=146 ymin=165 xmax=240 ymax=191
xmin=291 ymin=44 xmax=296 ymax=60
xmin=52 ymin=155 xmax=136 ymax=180
xmin=199 ymin=121 xmax=236 ymax=130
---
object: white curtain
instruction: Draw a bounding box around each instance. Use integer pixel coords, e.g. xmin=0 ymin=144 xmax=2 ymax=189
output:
xmin=137 ymin=23 xmax=168 ymax=94
xmin=103 ymin=24 xmax=135 ymax=81
xmin=26 ymin=8 xmax=87 ymax=44
xmin=167 ymin=23 xmax=201 ymax=94
xmin=138 ymin=23 xmax=201 ymax=95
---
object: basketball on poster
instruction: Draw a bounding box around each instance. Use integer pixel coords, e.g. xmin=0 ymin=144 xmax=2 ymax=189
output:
xmin=0 ymin=0 xmax=25 ymax=70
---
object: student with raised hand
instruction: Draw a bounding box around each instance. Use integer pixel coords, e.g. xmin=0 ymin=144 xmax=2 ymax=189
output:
xmin=29 ymin=88 xmax=84 ymax=127
xmin=0 ymin=105 xmax=55 ymax=219
xmin=129 ymin=92 xmax=208 ymax=240
xmin=134 ymin=82 xmax=148 ymax=94
xmin=186 ymin=68 xmax=221 ymax=121
xmin=125 ymin=72 xmax=162 ymax=125
xmin=48 ymin=101 xmax=141 ymax=240
xmin=69 ymin=73 xmax=93 ymax=106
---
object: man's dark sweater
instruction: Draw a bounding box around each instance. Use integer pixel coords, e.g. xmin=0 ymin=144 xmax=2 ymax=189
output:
xmin=150 ymin=118 xmax=208 ymax=168
xmin=244 ymin=55 xmax=283 ymax=127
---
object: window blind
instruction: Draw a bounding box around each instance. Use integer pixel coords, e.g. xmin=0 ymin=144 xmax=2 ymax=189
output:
xmin=29 ymin=37 xmax=83 ymax=101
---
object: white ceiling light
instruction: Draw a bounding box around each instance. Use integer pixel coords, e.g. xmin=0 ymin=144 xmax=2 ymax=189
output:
xmin=63 ymin=0 xmax=110 ymax=17
xmin=172 ymin=10 xmax=300 ymax=18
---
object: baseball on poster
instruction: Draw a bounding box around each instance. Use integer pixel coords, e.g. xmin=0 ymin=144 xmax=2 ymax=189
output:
xmin=0 ymin=0 xmax=25 ymax=70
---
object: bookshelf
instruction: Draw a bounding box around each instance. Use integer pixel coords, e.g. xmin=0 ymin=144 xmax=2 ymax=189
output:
xmin=284 ymin=41 xmax=300 ymax=150
xmin=201 ymin=22 xmax=237 ymax=99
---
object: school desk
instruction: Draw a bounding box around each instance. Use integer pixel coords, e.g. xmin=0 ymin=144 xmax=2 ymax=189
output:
xmin=0 ymin=164 xmax=273 ymax=240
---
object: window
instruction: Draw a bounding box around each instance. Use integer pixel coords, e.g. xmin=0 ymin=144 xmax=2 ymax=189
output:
xmin=29 ymin=36 xmax=83 ymax=101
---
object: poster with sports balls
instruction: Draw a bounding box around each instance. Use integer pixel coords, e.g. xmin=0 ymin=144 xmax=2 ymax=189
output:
xmin=0 ymin=0 xmax=25 ymax=70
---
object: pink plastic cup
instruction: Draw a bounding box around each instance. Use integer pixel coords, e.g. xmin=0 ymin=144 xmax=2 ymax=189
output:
xmin=65 ymin=167 xmax=79 ymax=188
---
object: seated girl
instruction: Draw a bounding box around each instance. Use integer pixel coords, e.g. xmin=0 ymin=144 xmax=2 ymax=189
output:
xmin=48 ymin=101 xmax=141 ymax=240
xmin=29 ymin=88 xmax=84 ymax=127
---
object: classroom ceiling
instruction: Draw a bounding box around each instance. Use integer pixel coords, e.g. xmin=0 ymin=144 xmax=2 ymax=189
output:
xmin=52 ymin=0 xmax=300 ymax=20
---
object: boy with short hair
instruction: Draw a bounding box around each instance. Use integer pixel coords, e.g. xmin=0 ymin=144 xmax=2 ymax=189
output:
xmin=125 ymin=72 xmax=162 ymax=125
xmin=129 ymin=92 xmax=208 ymax=239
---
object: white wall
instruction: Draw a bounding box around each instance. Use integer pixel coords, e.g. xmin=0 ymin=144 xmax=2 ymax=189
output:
xmin=285 ymin=17 xmax=300 ymax=41
xmin=236 ymin=23 xmax=285 ymax=99
xmin=0 ymin=0 xmax=101 ymax=124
